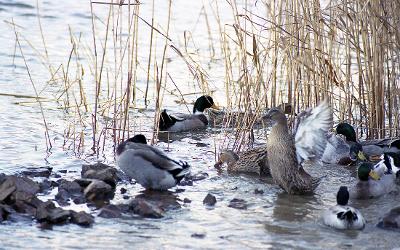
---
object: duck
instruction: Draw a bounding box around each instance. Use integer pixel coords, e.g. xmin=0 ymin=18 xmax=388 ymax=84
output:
xmin=208 ymin=103 xmax=292 ymax=128
xmin=322 ymin=186 xmax=365 ymax=230
xmin=214 ymin=147 xmax=270 ymax=176
xmin=321 ymin=132 xmax=366 ymax=165
xmin=116 ymin=134 xmax=190 ymax=190
xmin=349 ymin=162 xmax=396 ymax=199
xmin=264 ymin=100 xmax=332 ymax=194
xmin=335 ymin=122 xmax=400 ymax=159
xmin=159 ymin=95 xmax=217 ymax=132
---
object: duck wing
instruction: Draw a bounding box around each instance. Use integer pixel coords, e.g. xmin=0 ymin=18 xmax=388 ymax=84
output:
xmin=322 ymin=133 xmax=350 ymax=164
xmin=294 ymin=100 xmax=332 ymax=165
xmin=122 ymin=143 xmax=190 ymax=179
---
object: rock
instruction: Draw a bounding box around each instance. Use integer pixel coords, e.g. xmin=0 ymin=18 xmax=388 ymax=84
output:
xmin=81 ymin=163 xmax=119 ymax=186
xmin=123 ymin=195 xmax=129 ymax=200
xmin=39 ymin=179 xmax=57 ymax=193
xmin=4 ymin=176 xmax=40 ymax=196
xmin=228 ymin=198 xmax=247 ymax=210
xmin=74 ymin=178 xmax=94 ymax=188
xmin=178 ymin=179 xmax=193 ymax=186
xmin=377 ymin=206 xmax=400 ymax=230
xmin=47 ymin=208 xmax=71 ymax=224
xmin=58 ymin=180 xmax=82 ymax=194
xmin=35 ymin=201 xmax=57 ymax=221
xmin=84 ymin=180 xmax=114 ymax=202
xmin=191 ymin=233 xmax=206 ymax=239
xmin=0 ymin=204 xmax=13 ymax=222
xmin=59 ymin=170 xmax=68 ymax=174
xmin=120 ymin=187 xmax=127 ymax=194
xmin=55 ymin=180 xmax=84 ymax=206
xmin=70 ymin=211 xmax=94 ymax=227
xmin=0 ymin=178 xmax=16 ymax=201
xmin=254 ymin=188 xmax=264 ymax=194
xmin=21 ymin=167 xmax=52 ymax=178
xmin=188 ymin=172 xmax=209 ymax=182
xmin=72 ymin=196 xmax=86 ymax=205
xmin=98 ymin=204 xmax=124 ymax=218
xmin=183 ymin=198 xmax=192 ymax=203
xmin=129 ymin=199 xmax=163 ymax=218
xmin=203 ymin=193 xmax=217 ymax=206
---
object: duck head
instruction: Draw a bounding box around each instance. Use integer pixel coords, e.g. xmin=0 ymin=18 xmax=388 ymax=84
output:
xmin=127 ymin=134 xmax=147 ymax=144
xmin=337 ymin=186 xmax=349 ymax=206
xmin=336 ymin=123 xmax=357 ymax=142
xmin=263 ymin=107 xmax=287 ymax=127
xmin=159 ymin=109 xmax=177 ymax=131
xmin=358 ymin=163 xmax=380 ymax=181
xmin=349 ymin=143 xmax=367 ymax=161
xmin=193 ymin=95 xmax=217 ymax=114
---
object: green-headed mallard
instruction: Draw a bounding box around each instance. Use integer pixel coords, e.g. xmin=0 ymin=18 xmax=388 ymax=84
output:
xmin=349 ymin=162 xmax=395 ymax=199
xmin=159 ymin=95 xmax=217 ymax=132
xmin=322 ymin=186 xmax=365 ymax=230
xmin=264 ymin=100 xmax=332 ymax=194
xmin=116 ymin=134 xmax=190 ymax=190
xmin=321 ymin=132 xmax=366 ymax=165
xmin=335 ymin=123 xmax=400 ymax=159
xmin=214 ymin=147 xmax=269 ymax=176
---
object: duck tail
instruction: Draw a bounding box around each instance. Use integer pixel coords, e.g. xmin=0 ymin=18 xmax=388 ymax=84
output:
xmin=338 ymin=210 xmax=356 ymax=223
xmin=214 ymin=150 xmax=239 ymax=168
xmin=170 ymin=161 xmax=191 ymax=183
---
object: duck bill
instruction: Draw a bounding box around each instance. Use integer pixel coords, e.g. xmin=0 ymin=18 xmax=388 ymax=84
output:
xmin=369 ymin=170 xmax=381 ymax=180
xmin=210 ymin=103 xmax=220 ymax=110
xmin=357 ymin=151 xmax=367 ymax=161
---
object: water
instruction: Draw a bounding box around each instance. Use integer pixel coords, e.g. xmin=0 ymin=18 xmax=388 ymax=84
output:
xmin=0 ymin=1 xmax=400 ymax=249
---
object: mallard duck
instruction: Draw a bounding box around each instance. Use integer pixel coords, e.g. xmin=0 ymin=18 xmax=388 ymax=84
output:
xmin=208 ymin=103 xmax=292 ymax=128
xmin=159 ymin=95 xmax=217 ymax=132
xmin=335 ymin=123 xmax=400 ymax=159
xmin=264 ymin=100 xmax=332 ymax=194
xmin=116 ymin=134 xmax=190 ymax=190
xmin=322 ymin=186 xmax=365 ymax=230
xmin=321 ymin=132 xmax=366 ymax=165
xmin=349 ymin=162 xmax=396 ymax=199
xmin=372 ymin=153 xmax=400 ymax=177
xmin=214 ymin=147 xmax=269 ymax=176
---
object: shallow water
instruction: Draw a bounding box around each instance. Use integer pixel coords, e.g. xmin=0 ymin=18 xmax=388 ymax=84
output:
xmin=0 ymin=1 xmax=400 ymax=249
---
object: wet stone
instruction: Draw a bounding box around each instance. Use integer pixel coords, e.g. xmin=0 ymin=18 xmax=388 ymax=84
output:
xmin=98 ymin=204 xmax=124 ymax=218
xmin=183 ymin=198 xmax=192 ymax=203
xmin=70 ymin=211 xmax=94 ymax=227
xmin=5 ymin=176 xmax=40 ymax=196
xmin=129 ymin=199 xmax=163 ymax=218
xmin=120 ymin=187 xmax=127 ymax=194
xmin=0 ymin=178 xmax=16 ymax=202
xmin=74 ymin=178 xmax=94 ymax=188
xmin=21 ymin=167 xmax=52 ymax=178
xmin=254 ymin=188 xmax=264 ymax=194
xmin=59 ymin=170 xmax=68 ymax=174
xmin=377 ymin=206 xmax=400 ymax=230
xmin=191 ymin=233 xmax=206 ymax=239
xmin=203 ymin=193 xmax=217 ymax=206
xmin=228 ymin=198 xmax=247 ymax=210
xmin=123 ymin=195 xmax=130 ymax=200
xmin=84 ymin=180 xmax=114 ymax=202
xmin=187 ymin=172 xmax=209 ymax=182
xmin=178 ymin=179 xmax=193 ymax=186
xmin=81 ymin=163 xmax=119 ymax=186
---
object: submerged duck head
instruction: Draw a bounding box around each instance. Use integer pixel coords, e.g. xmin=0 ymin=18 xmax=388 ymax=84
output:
xmin=337 ymin=186 xmax=349 ymax=206
xmin=358 ymin=163 xmax=380 ymax=181
xmin=159 ymin=109 xmax=178 ymax=131
xmin=193 ymin=95 xmax=216 ymax=113
xmin=336 ymin=123 xmax=357 ymax=142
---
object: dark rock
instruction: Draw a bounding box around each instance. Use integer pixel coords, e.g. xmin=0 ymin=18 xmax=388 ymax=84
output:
xmin=175 ymin=188 xmax=185 ymax=193
xmin=203 ymin=193 xmax=217 ymax=206
xmin=38 ymin=222 xmax=53 ymax=230
xmin=55 ymin=180 xmax=84 ymax=206
xmin=254 ymin=189 xmax=264 ymax=194
xmin=228 ymin=198 xmax=247 ymax=210
xmin=183 ymin=198 xmax=192 ymax=203
xmin=47 ymin=208 xmax=71 ymax=224
xmin=123 ymin=195 xmax=130 ymax=200
xmin=191 ymin=233 xmax=206 ymax=239
xmin=74 ymin=178 xmax=94 ymax=188
xmin=53 ymin=173 xmax=61 ymax=178
xmin=73 ymin=196 xmax=87 ymax=205
xmin=70 ymin=211 xmax=94 ymax=227
xmin=36 ymin=201 xmax=56 ymax=221
xmin=189 ymin=172 xmax=209 ymax=182
xmin=0 ymin=173 xmax=7 ymax=185
xmin=130 ymin=199 xmax=163 ymax=218
xmin=81 ymin=163 xmax=119 ymax=186
xmin=178 ymin=179 xmax=193 ymax=186
xmin=4 ymin=176 xmax=40 ymax=196
xmin=120 ymin=187 xmax=127 ymax=194
xmin=59 ymin=170 xmax=68 ymax=174
xmin=0 ymin=204 xmax=13 ymax=222
xmin=377 ymin=206 xmax=400 ymax=230
xmin=98 ymin=204 xmax=123 ymax=218
xmin=21 ymin=167 xmax=52 ymax=178
xmin=58 ymin=180 xmax=82 ymax=194
xmin=0 ymin=178 xmax=16 ymax=201
xmin=39 ymin=179 xmax=53 ymax=193
xmin=84 ymin=180 xmax=114 ymax=202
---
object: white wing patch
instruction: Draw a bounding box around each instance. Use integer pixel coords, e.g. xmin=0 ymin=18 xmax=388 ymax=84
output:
xmin=295 ymin=100 xmax=332 ymax=165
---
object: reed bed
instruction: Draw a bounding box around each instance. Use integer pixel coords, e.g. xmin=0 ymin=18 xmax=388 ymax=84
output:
xmin=10 ymin=0 xmax=400 ymax=158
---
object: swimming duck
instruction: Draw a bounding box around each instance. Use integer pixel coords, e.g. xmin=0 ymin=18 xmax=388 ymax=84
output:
xmin=116 ymin=134 xmax=190 ymax=190
xmin=159 ymin=95 xmax=217 ymax=132
xmin=322 ymin=186 xmax=365 ymax=230
xmin=321 ymin=132 xmax=366 ymax=165
xmin=264 ymin=100 xmax=332 ymax=194
xmin=349 ymin=162 xmax=395 ymax=199
xmin=335 ymin=123 xmax=400 ymax=159
xmin=214 ymin=147 xmax=269 ymax=176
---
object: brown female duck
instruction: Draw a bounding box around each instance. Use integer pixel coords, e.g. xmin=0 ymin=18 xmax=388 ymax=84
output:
xmin=264 ymin=100 xmax=332 ymax=194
